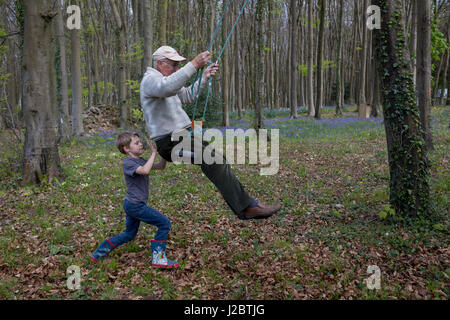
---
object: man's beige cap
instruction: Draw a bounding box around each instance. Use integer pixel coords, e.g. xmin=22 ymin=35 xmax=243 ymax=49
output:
xmin=152 ymin=46 xmax=187 ymax=62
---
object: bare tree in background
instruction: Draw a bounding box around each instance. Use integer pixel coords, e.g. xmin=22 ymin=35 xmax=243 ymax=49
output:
xmin=70 ymin=0 xmax=84 ymax=136
xmin=289 ymin=0 xmax=298 ymax=119
xmin=109 ymin=0 xmax=128 ymax=128
xmin=142 ymin=0 xmax=153 ymax=74
xmin=416 ymin=0 xmax=434 ymax=150
xmin=55 ymin=0 xmax=70 ymax=141
xmin=335 ymin=0 xmax=345 ymax=116
xmin=315 ymin=0 xmax=326 ymax=119
xmin=307 ymin=0 xmax=315 ymax=117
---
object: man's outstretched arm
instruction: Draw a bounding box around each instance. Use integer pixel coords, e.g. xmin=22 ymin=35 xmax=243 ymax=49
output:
xmin=177 ymin=63 xmax=220 ymax=104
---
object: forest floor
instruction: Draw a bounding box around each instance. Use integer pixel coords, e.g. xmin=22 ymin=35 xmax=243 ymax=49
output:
xmin=0 ymin=106 xmax=448 ymax=300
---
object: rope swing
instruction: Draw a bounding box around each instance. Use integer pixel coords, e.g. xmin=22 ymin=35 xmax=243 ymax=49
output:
xmin=190 ymin=0 xmax=250 ymax=131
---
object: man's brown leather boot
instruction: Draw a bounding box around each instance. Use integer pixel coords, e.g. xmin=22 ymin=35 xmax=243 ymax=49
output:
xmin=237 ymin=203 xmax=281 ymax=220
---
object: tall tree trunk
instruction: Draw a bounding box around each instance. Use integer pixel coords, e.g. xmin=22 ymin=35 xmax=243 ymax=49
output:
xmin=142 ymin=0 xmax=153 ymax=74
xmin=267 ymin=0 xmax=274 ymax=109
xmin=432 ymin=54 xmax=443 ymax=104
xmin=22 ymin=0 xmax=62 ymax=185
xmin=222 ymin=6 xmax=229 ymax=127
xmin=70 ymin=0 xmax=84 ymax=136
xmin=138 ymin=0 xmax=144 ymax=47
xmin=55 ymin=1 xmax=70 ymax=141
xmin=416 ymin=0 xmax=434 ymax=150
xmin=439 ymin=51 xmax=449 ymax=105
xmin=6 ymin=37 xmax=18 ymax=125
xmin=185 ymin=0 xmax=191 ymax=53
xmin=2 ymin=2 xmax=20 ymax=130
xmin=289 ymin=0 xmax=298 ymax=118
xmin=85 ymin=34 xmax=93 ymax=108
xmin=132 ymin=0 xmax=139 ymax=43
xmin=374 ymin=0 xmax=431 ymax=218
xmin=341 ymin=40 xmax=345 ymax=105
xmin=366 ymin=30 xmax=373 ymax=105
xmin=447 ymin=28 xmax=450 ymax=106
xmin=158 ymin=0 xmax=168 ymax=46
xmin=371 ymin=52 xmax=380 ymax=118
xmin=93 ymin=41 xmax=101 ymax=105
xmin=355 ymin=0 xmax=363 ymax=108
xmin=315 ymin=0 xmax=326 ymax=119
xmin=209 ymin=0 xmax=216 ymax=45
xmin=234 ymin=14 xmax=242 ymax=118
xmin=254 ymin=0 xmax=264 ymax=129
xmin=410 ymin=0 xmax=417 ymax=86
xmin=350 ymin=0 xmax=359 ymax=105
xmin=109 ymin=0 xmax=128 ymax=128
xmin=335 ymin=0 xmax=344 ymax=116
xmin=86 ymin=0 xmax=102 ymax=105
xmin=307 ymin=0 xmax=315 ymax=117
xmin=358 ymin=0 xmax=369 ymax=113
xmin=167 ymin=0 xmax=176 ymax=43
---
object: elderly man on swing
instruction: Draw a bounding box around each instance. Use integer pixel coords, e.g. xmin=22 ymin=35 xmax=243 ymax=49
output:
xmin=139 ymin=46 xmax=281 ymax=220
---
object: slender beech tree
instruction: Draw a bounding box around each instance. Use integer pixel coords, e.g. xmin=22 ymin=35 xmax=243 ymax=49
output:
xmin=335 ymin=0 xmax=345 ymax=116
xmin=70 ymin=0 xmax=84 ymax=136
xmin=410 ymin=0 xmax=417 ymax=86
xmin=439 ymin=51 xmax=449 ymax=105
xmin=416 ymin=0 xmax=434 ymax=150
xmin=289 ymin=0 xmax=298 ymax=118
xmin=5 ymin=20 xmax=18 ymax=126
xmin=109 ymin=0 xmax=128 ymax=128
xmin=158 ymin=0 xmax=168 ymax=46
xmin=370 ymin=61 xmax=380 ymax=117
xmin=307 ymin=0 xmax=315 ymax=117
xmin=371 ymin=24 xmax=380 ymax=119
xmin=222 ymin=2 xmax=230 ymax=127
xmin=358 ymin=0 xmax=369 ymax=114
xmin=55 ymin=1 xmax=70 ymax=141
xmin=142 ymin=0 xmax=153 ymax=74
xmin=234 ymin=1 xmax=243 ymax=119
xmin=266 ymin=0 xmax=274 ymax=109
xmin=315 ymin=0 xmax=326 ymax=119
xmin=254 ymin=0 xmax=264 ymax=129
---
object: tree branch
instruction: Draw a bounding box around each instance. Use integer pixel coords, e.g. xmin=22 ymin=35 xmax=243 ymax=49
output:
xmin=0 ymin=31 xmax=20 ymax=39
xmin=108 ymin=0 xmax=123 ymax=30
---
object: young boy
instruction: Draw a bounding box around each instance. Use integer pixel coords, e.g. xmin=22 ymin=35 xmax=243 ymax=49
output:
xmin=90 ymin=132 xmax=178 ymax=268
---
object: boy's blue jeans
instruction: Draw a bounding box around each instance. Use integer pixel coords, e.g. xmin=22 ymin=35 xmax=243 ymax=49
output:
xmin=91 ymin=199 xmax=171 ymax=261
xmin=115 ymin=199 xmax=171 ymax=243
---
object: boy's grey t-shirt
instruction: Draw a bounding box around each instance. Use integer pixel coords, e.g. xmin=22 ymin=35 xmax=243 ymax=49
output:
xmin=123 ymin=157 xmax=149 ymax=204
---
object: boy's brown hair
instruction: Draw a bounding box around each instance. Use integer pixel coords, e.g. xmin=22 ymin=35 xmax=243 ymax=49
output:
xmin=116 ymin=132 xmax=140 ymax=155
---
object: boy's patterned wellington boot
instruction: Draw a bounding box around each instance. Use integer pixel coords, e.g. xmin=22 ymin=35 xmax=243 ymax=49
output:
xmin=151 ymin=240 xmax=178 ymax=268
xmin=90 ymin=239 xmax=116 ymax=263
